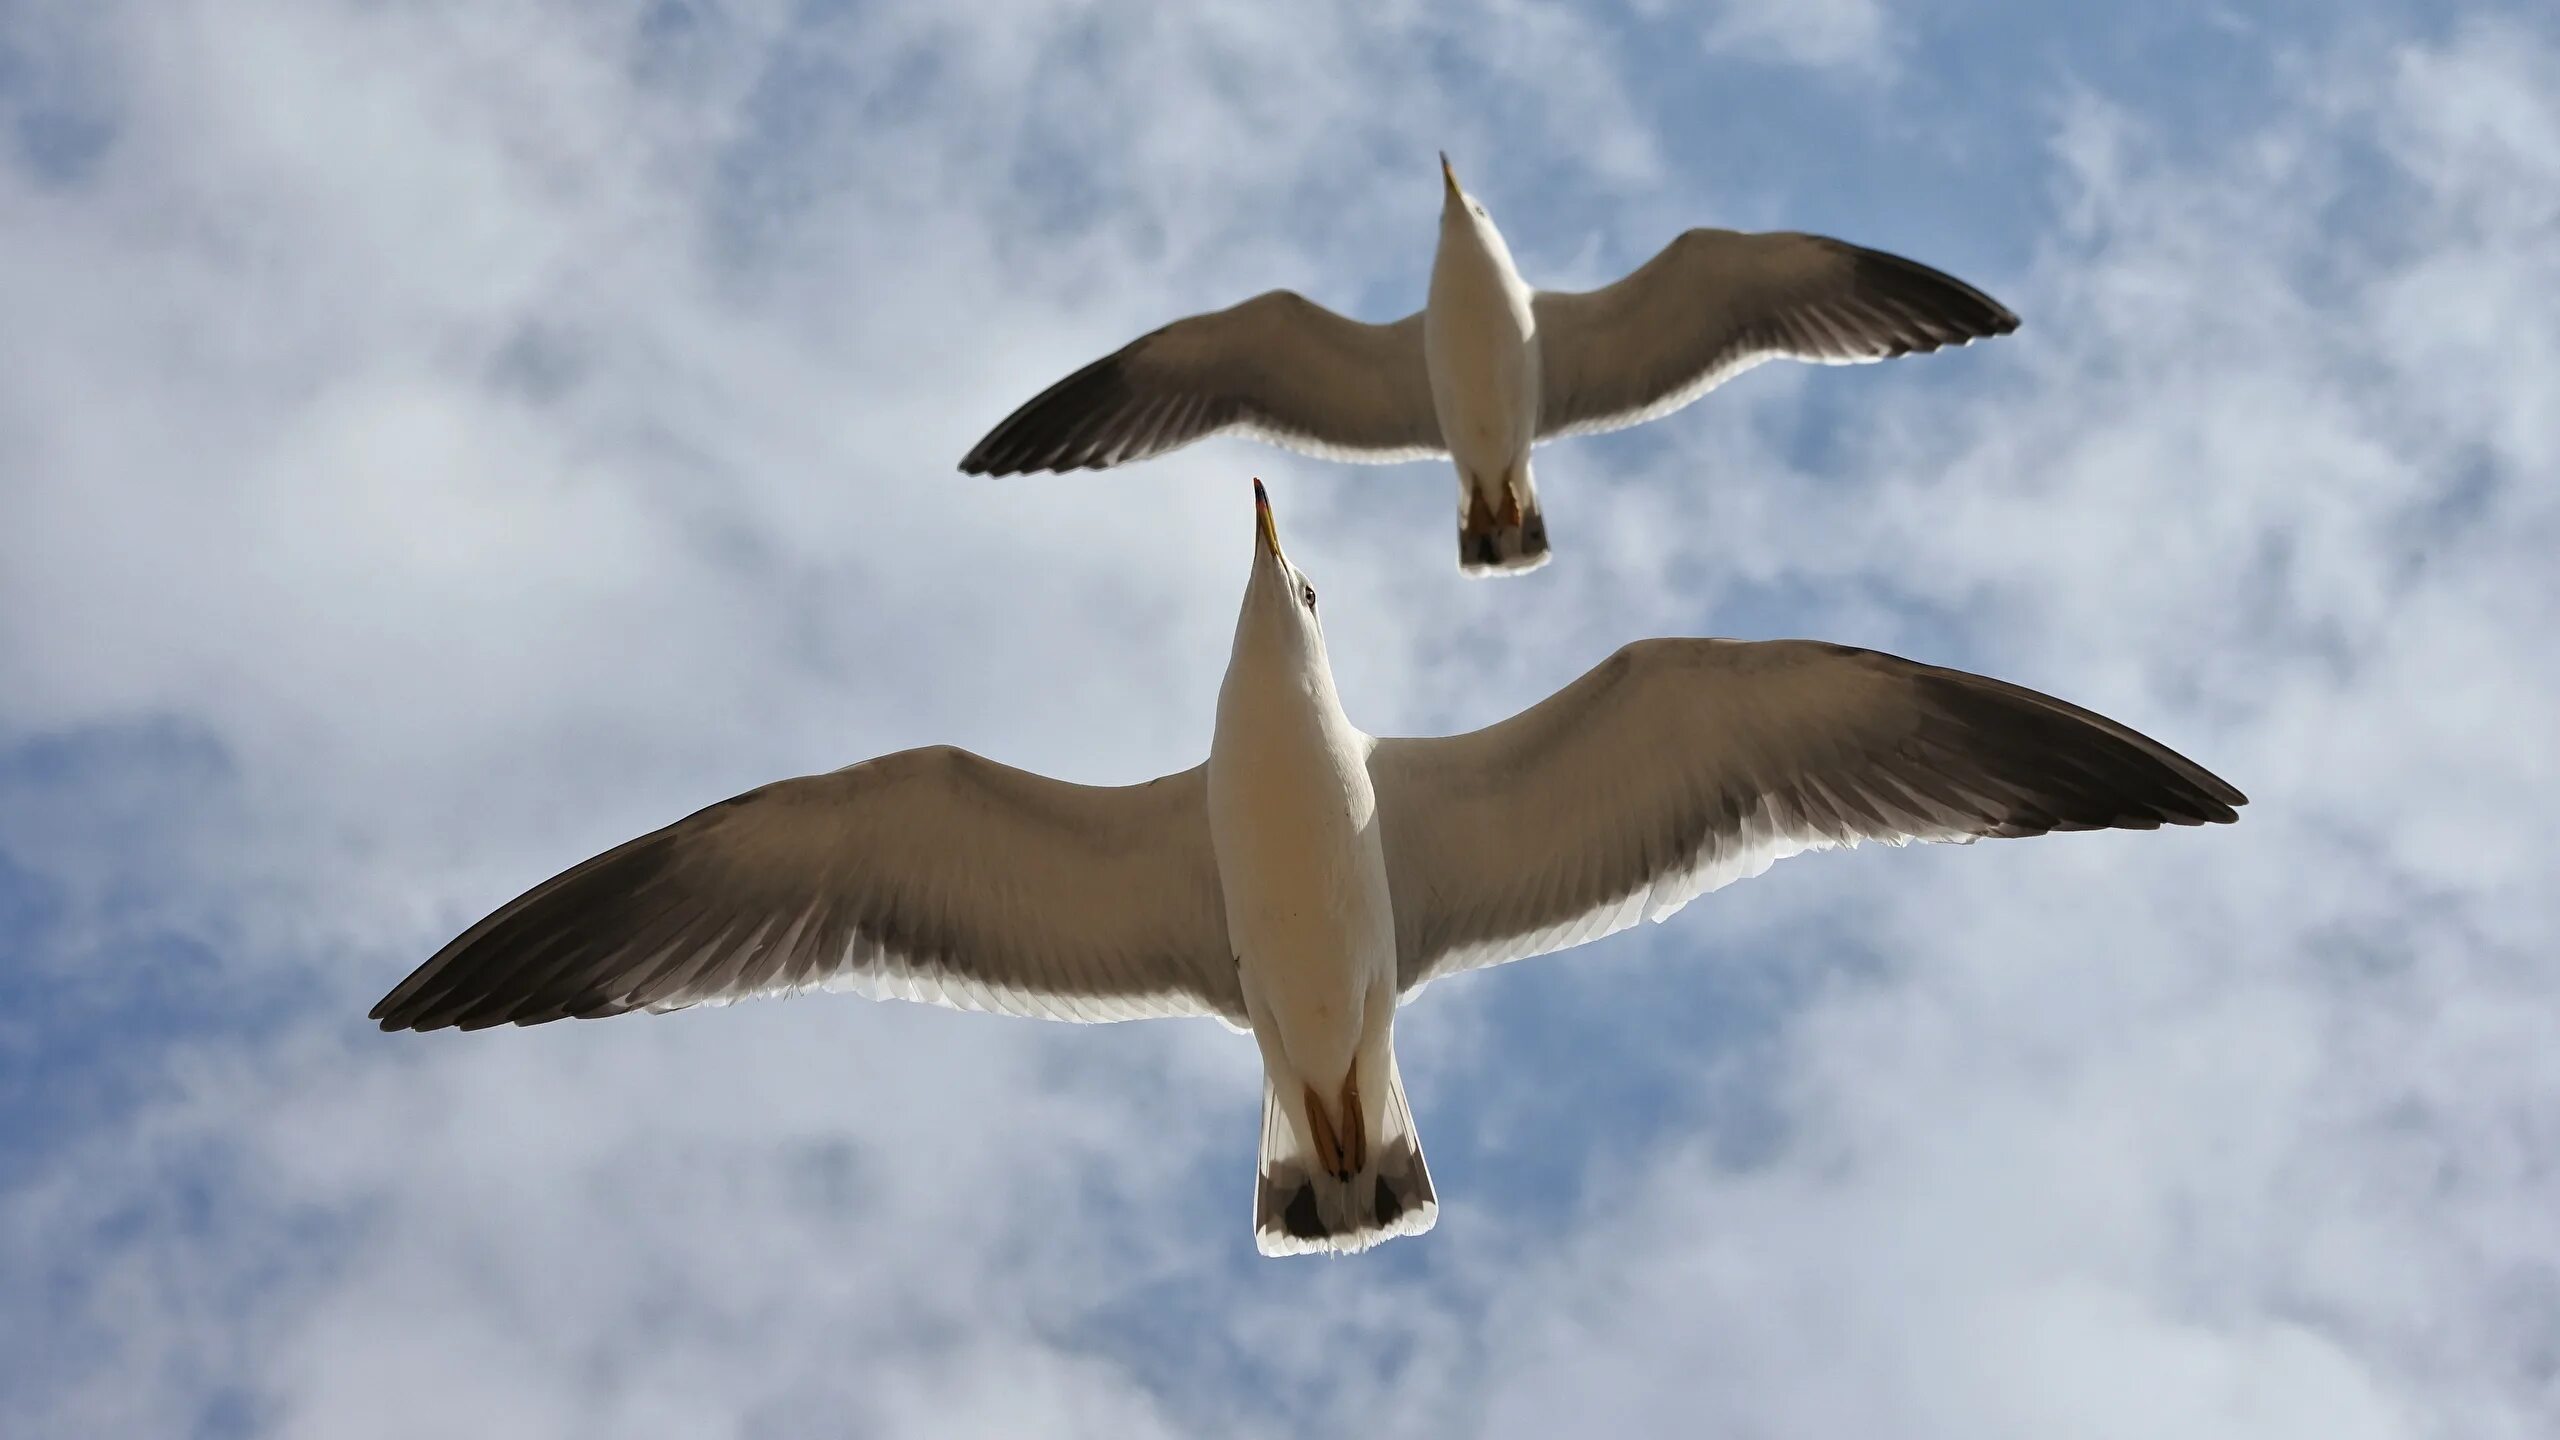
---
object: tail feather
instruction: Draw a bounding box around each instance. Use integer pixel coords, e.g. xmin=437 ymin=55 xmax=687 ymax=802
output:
xmin=1255 ymin=1057 xmax=1437 ymax=1257
xmin=1458 ymin=461 xmax=1550 ymax=577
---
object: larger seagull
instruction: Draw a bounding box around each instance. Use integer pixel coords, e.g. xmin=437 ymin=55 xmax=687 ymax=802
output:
xmin=374 ymin=484 xmax=2241 ymax=1256
xmin=961 ymin=156 xmax=2018 ymax=575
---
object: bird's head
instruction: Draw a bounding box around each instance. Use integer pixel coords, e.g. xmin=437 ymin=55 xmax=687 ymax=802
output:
xmin=1436 ymin=152 xmax=1513 ymax=268
xmin=1439 ymin=152 xmax=1489 ymax=222
xmin=1234 ymin=478 xmax=1329 ymax=672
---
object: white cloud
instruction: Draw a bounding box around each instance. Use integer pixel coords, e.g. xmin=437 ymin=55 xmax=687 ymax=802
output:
xmin=1692 ymin=0 xmax=1895 ymax=73
xmin=3 ymin=2 xmax=2557 ymax=1438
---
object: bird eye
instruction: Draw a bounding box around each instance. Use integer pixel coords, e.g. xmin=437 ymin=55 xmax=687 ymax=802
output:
xmin=1473 ymin=205 xmax=1486 ymax=218
xmin=1300 ymin=582 xmax=1318 ymax=610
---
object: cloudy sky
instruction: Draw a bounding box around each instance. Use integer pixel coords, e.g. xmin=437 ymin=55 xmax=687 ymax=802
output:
xmin=4 ymin=0 xmax=2556 ymax=1435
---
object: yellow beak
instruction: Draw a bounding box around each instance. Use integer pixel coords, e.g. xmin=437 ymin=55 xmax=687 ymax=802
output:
xmin=1254 ymin=477 xmax=1282 ymax=559
xmin=1440 ymin=151 xmax=1461 ymax=203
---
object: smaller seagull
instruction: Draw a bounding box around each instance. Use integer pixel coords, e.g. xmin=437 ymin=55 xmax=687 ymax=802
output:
xmin=373 ymin=482 xmax=2240 ymax=1257
xmin=961 ymin=155 xmax=2019 ymax=576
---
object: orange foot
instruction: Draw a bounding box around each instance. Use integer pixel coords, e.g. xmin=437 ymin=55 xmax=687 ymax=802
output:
xmin=1302 ymin=1082 xmax=1349 ymax=1180
xmin=1339 ymin=1067 xmax=1368 ymax=1176
xmin=1301 ymin=1075 xmax=1368 ymax=1181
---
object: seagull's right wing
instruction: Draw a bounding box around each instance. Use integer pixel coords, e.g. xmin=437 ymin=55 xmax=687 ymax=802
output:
xmin=1368 ymin=639 xmax=2243 ymax=998
xmin=960 ymin=292 xmax=1442 ymax=473
xmin=371 ymin=748 xmax=1242 ymax=1031
xmin=1531 ymin=230 xmax=2019 ymax=441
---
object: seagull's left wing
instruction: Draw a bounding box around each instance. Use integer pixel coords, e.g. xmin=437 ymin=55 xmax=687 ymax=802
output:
xmin=960 ymin=291 xmax=1442 ymax=474
xmin=1368 ymin=640 xmax=2242 ymax=998
xmin=371 ymin=748 xmax=1243 ymax=1031
xmin=1531 ymin=230 xmax=2018 ymax=441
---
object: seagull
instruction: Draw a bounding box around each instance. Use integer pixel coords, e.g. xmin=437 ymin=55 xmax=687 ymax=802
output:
xmin=961 ymin=155 xmax=2019 ymax=576
xmin=372 ymin=482 xmax=2242 ymax=1256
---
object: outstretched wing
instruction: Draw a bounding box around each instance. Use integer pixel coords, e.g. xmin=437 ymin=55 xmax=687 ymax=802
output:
xmin=1369 ymin=639 xmax=2241 ymax=996
xmin=373 ymin=747 xmax=1241 ymax=1031
xmin=1533 ymin=231 xmax=2018 ymax=440
xmin=961 ymin=291 xmax=1443 ymax=473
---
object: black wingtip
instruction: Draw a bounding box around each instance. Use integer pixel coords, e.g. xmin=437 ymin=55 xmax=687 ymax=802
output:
xmin=370 ymin=993 xmax=440 ymax=1033
xmin=370 ymin=1002 xmax=437 ymax=1034
xmin=959 ymin=351 xmax=1143 ymax=476
xmin=1910 ymin=667 xmax=2249 ymax=837
xmin=367 ymin=827 xmax=693 ymax=1036
xmin=370 ymin=987 xmax=421 ymax=1032
xmin=1846 ymin=245 xmax=2022 ymax=349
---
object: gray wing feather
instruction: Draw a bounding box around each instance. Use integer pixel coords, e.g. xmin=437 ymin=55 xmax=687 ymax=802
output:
xmin=1369 ymin=640 xmax=2242 ymax=997
xmin=1533 ymin=231 xmax=2019 ymax=441
xmin=960 ymin=291 xmax=1443 ymax=473
xmin=372 ymin=748 xmax=1241 ymax=1031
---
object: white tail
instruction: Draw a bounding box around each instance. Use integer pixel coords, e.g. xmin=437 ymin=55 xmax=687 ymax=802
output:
xmin=1254 ymin=1054 xmax=1438 ymax=1256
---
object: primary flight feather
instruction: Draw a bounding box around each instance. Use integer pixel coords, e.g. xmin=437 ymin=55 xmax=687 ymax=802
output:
xmin=375 ymin=483 xmax=2239 ymax=1256
xmin=961 ymin=156 xmax=2018 ymax=575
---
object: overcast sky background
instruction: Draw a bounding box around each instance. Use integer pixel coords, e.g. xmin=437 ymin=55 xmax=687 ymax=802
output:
xmin=3 ymin=1 xmax=2556 ymax=1435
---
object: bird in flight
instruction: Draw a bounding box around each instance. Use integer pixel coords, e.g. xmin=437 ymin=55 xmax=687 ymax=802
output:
xmin=373 ymin=482 xmax=2240 ymax=1256
xmin=961 ymin=156 xmax=2018 ymax=576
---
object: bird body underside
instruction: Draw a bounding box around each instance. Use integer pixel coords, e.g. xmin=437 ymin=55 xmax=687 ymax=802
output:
xmin=1426 ymin=249 xmax=1546 ymax=575
xmin=1209 ymin=695 xmax=1396 ymax=1097
xmin=1423 ymin=280 xmax=1538 ymax=478
xmin=1208 ymin=598 xmax=1418 ymax=1253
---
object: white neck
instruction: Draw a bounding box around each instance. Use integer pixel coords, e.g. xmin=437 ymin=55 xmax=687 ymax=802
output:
xmin=1216 ymin=613 xmax=1352 ymax=751
xmin=1433 ymin=205 xmax=1527 ymax=297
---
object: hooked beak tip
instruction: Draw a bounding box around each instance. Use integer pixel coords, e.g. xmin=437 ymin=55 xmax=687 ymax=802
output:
xmin=1254 ymin=478 xmax=1282 ymax=559
xmin=1439 ymin=151 xmax=1459 ymax=201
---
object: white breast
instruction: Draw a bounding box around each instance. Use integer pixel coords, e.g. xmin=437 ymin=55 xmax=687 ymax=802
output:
xmin=1425 ymin=233 xmax=1540 ymax=478
xmin=1207 ymin=694 xmax=1396 ymax=1086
